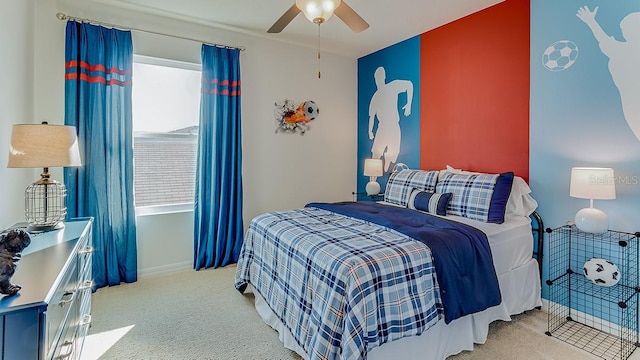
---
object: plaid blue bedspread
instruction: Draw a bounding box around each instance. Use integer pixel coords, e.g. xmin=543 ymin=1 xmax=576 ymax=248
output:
xmin=308 ymin=202 xmax=501 ymax=324
xmin=235 ymin=202 xmax=501 ymax=359
xmin=235 ymin=204 xmax=488 ymax=360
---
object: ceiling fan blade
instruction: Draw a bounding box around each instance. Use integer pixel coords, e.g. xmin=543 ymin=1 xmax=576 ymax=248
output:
xmin=334 ymin=1 xmax=369 ymax=33
xmin=267 ymin=4 xmax=301 ymax=33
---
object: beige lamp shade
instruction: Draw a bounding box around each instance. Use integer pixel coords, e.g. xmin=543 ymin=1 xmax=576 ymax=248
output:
xmin=364 ymin=158 xmax=383 ymax=177
xmin=8 ymin=124 xmax=82 ymax=168
xmin=569 ymin=167 xmax=616 ymax=200
xmin=364 ymin=158 xmax=383 ymax=196
xmin=296 ymin=0 xmax=341 ymax=23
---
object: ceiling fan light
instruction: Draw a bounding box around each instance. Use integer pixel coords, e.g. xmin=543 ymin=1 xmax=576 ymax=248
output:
xmin=296 ymin=0 xmax=341 ymax=23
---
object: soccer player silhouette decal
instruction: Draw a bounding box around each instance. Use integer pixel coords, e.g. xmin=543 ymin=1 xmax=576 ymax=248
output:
xmin=367 ymin=66 xmax=414 ymax=173
xmin=577 ymin=5 xmax=640 ymax=142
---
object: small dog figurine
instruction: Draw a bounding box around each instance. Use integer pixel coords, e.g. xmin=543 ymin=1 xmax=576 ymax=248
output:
xmin=0 ymin=229 xmax=31 ymax=296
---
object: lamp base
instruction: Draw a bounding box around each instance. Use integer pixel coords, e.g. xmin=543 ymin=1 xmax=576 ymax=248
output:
xmin=575 ymin=207 xmax=608 ymax=234
xmin=26 ymin=222 xmax=65 ymax=233
xmin=366 ymin=181 xmax=381 ymax=196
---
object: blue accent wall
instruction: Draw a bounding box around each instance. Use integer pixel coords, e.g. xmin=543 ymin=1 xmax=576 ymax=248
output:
xmin=357 ymin=36 xmax=421 ymax=199
xmin=530 ymin=0 xmax=640 ymax=236
xmin=531 ymin=1 xmax=640 ymax=306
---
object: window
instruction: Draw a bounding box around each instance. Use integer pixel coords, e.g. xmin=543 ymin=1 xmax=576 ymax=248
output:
xmin=132 ymin=56 xmax=201 ymax=212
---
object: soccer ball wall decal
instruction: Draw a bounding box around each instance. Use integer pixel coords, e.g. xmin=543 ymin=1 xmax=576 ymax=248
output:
xmin=303 ymin=101 xmax=319 ymax=121
xmin=583 ymin=258 xmax=620 ymax=287
xmin=274 ymin=99 xmax=320 ymax=135
xmin=542 ymin=40 xmax=579 ymax=72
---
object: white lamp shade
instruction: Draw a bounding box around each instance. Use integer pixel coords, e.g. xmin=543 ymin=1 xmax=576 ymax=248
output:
xmin=570 ymin=167 xmax=615 ymax=234
xmin=569 ymin=167 xmax=615 ymax=200
xmin=296 ymin=0 xmax=341 ymax=23
xmin=364 ymin=158 xmax=383 ymax=177
xmin=8 ymin=124 xmax=82 ymax=168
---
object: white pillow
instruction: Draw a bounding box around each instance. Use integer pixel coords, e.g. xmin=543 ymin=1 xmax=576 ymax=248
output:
xmin=443 ymin=165 xmax=538 ymax=218
xmin=507 ymin=176 xmax=538 ymax=217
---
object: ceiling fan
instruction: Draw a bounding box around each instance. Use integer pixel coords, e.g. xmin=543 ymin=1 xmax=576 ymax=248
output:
xmin=268 ymin=0 xmax=369 ymax=33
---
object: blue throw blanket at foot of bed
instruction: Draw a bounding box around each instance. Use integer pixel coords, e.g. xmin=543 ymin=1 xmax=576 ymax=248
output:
xmin=306 ymin=201 xmax=501 ymax=323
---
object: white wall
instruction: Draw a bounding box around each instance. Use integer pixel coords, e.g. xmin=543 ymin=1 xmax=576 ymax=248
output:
xmin=29 ymin=0 xmax=357 ymax=276
xmin=0 ymin=0 xmax=37 ymax=230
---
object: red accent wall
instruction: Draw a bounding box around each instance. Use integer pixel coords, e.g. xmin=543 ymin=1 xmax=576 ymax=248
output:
xmin=420 ymin=0 xmax=530 ymax=181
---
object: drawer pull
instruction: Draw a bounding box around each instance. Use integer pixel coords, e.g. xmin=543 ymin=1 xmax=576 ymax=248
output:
xmin=80 ymin=314 xmax=92 ymax=327
xmin=59 ymin=291 xmax=75 ymax=307
xmin=79 ymin=280 xmax=94 ymax=291
xmin=55 ymin=340 xmax=74 ymax=359
xmin=79 ymin=246 xmax=94 ymax=255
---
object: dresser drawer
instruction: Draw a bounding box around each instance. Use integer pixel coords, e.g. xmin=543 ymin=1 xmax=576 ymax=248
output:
xmin=78 ymin=280 xmax=92 ymax=326
xmin=50 ymin=299 xmax=79 ymax=360
xmin=78 ymin=243 xmax=93 ymax=282
xmin=45 ymin=256 xmax=79 ymax=358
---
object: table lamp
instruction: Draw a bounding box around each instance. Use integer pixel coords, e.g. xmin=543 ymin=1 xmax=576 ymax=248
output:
xmin=569 ymin=167 xmax=615 ymax=234
xmin=7 ymin=122 xmax=82 ymax=232
xmin=364 ymin=158 xmax=383 ymax=196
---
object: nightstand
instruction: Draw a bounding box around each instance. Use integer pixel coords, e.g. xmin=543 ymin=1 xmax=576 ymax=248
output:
xmin=352 ymin=191 xmax=384 ymax=202
xmin=545 ymin=224 xmax=640 ymax=360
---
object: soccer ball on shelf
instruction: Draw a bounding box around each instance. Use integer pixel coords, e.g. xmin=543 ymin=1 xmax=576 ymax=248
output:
xmin=583 ymin=258 xmax=620 ymax=287
xmin=542 ymin=40 xmax=579 ymax=72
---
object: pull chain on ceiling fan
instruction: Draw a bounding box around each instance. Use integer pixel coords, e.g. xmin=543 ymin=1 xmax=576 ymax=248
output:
xmin=317 ymin=22 xmax=321 ymax=78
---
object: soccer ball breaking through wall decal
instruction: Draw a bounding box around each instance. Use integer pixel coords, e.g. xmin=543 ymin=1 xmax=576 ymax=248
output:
xmin=274 ymin=99 xmax=320 ymax=135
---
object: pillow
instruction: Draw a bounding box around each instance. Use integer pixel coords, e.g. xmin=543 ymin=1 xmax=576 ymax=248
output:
xmin=407 ymin=189 xmax=453 ymax=216
xmin=445 ymin=165 xmax=538 ymax=218
xmin=506 ymin=176 xmax=538 ymax=217
xmin=445 ymin=165 xmax=476 ymax=175
xmin=384 ymin=169 xmax=439 ymax=207
xmin=436 ymin=171 xmax=514 ymax=223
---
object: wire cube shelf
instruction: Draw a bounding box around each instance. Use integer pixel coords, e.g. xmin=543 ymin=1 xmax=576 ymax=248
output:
xmin=546 ymin=225 xmax=640 ymax=360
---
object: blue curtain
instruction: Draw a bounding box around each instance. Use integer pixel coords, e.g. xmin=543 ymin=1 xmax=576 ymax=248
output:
xmin=194 ymin=45 xmax=243 ymax=270
xmin=63 ymin=21 xmax=137 ymax=288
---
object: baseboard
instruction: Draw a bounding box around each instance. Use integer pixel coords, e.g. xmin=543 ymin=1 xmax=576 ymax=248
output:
xmin=541 ymin=298 xmax=550 ymax=312
xmin=138 ymin=261 xmax=192 ymax=279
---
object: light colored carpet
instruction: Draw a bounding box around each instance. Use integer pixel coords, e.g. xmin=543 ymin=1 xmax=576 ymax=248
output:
xmin=81 ymin=265 xmax=640 ymax=360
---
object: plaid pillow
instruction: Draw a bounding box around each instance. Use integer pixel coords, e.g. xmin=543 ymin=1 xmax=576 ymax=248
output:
xmin=384 ymin=169 xmax=439 ymax=207
xmin=436 ymin=171 xmax=514 ymax=223
xmin=407 ymin=189 xmax=453 ymax=216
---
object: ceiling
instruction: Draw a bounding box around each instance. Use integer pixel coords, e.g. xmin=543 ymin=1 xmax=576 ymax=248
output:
xmin=89 ymin=0 xmax=504 ymax=58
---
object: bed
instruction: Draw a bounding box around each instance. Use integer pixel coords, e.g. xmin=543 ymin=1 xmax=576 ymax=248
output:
xmin=235 ymin=167 xmax=543 ymax=360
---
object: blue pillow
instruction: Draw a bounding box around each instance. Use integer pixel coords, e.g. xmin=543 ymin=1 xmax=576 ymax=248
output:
xmin=487 ymin=172 xmax=515 ymax=223
xmin=407 ymin=189 xmax=453 ymax=216
xmin=435 ymin=171 xmax=514 ymax=223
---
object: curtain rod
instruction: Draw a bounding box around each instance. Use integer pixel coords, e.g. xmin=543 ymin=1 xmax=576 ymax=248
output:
xmin=56 ymin=12 xmax=246 ymax=51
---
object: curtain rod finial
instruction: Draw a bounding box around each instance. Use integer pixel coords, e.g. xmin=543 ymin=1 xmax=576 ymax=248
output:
xmin=56 ymin=12 xmax=67 ymax=20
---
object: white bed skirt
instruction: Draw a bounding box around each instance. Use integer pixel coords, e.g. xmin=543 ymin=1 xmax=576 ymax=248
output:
xmin=251 ymin=258 xmax=542 ymax=360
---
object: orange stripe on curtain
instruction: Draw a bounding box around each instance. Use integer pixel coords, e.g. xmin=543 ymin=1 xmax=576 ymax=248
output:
xmin=64 ymin=72 xmax=132 ymax=86
xmin=65 ymin=60 xmax=131 ymax=75
xmin=203 ymin=78 xmax=241 ymax=96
